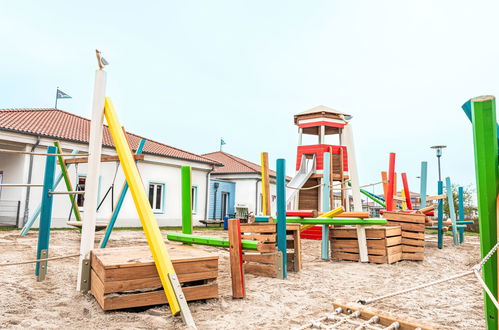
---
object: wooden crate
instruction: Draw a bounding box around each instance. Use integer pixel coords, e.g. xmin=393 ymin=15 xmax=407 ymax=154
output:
xmin=241 ymin=223 xmax=302 ymax=278
xmin=90 ymin=244 xmax=218 ymax=311
xmin=330 ymin=226 xmax=402 ymax=264
xmin=383 ymin=211 xmax=425 ymax=261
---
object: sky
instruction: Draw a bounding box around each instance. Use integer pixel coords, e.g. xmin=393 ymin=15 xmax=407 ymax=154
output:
xmin=1 ymin=1 xmax=499 ymax=197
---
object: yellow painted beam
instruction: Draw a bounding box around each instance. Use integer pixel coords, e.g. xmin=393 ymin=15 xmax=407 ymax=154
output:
xmin=260 ymin=152 xmax=271 ymax=216
xmin=401 ymin=189 xmax=407 ymax=210
xmin=104 ymin=97 xmax=180 ymax=315
xmin=300 ymin=207 xmax=344 ymax=232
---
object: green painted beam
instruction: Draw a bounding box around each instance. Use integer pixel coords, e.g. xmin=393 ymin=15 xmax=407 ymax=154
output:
xmin=181 ymin=166 xmax=193 ymax=235
xmin=470 ymin=95 xmax=498 ymax=329
xmin=54 ymin=141 xmax=81 ymax=222
xmin=285 ymin=217 xmax=387 ymax=225
xmin=166 ymin=233 xmax=258 ymax=250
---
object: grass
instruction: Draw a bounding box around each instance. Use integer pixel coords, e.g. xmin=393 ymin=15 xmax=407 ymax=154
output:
xmin=0 ymin=225 xmax=225 ymax=232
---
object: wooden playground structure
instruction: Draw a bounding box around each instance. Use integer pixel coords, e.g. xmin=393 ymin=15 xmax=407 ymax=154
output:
xmin=1 ymin=52 xmax=498 ymax=330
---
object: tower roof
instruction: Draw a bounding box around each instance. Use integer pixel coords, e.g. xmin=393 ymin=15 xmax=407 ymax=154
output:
xmin=296 ymin=105 xmax=352 ymax=119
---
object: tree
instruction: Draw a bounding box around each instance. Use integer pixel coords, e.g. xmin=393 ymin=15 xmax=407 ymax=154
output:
xmin=443 ymin=184 xmax=475 ymax=219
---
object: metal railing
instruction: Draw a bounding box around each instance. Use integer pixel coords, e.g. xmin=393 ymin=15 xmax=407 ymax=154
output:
xmin=0 ymin=200 xmax=21 ymax=227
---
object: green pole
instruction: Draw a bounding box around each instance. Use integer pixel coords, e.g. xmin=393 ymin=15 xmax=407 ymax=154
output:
xmin=181 ymin=166 xmax=193 ymax=234
xmin=167 ymin=233 xmax=258 ymax=250
xmin=470 ymin=95 xmax=498 ymax=329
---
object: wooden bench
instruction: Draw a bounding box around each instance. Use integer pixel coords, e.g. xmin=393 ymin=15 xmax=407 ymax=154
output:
xmin=199 ymin=219 xmax=224 ymax=227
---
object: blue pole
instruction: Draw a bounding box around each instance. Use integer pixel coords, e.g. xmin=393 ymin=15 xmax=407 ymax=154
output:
xmin=419 ymin=161 xmax=428 ymax=209
xmin=100 ymin=139 xmax=146 ymax=248
xmin=35 ymin=146 xmax=56 ymax=277
xmin=458 ymin=186 xmax=465 ymax=243
xmin=321 ymin=152 xmax=330 ymax=260
xmin=20 ymin=149 xmax=79 ymax=236
xmin=446 ymin=177 xmax=459 ymax=246
xmin=437 ymin=180 xmax=443 ymax=249
xmin=276 ymin=158 xmax=287 ymax=278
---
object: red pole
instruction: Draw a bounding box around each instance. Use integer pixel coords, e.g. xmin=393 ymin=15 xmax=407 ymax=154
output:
xmin=386 ymin=153 xmax=396 ymax=211
xmin=401 ymin=172 xmax=413 ymax=210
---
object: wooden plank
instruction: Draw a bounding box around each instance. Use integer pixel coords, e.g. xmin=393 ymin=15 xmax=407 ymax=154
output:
xmin=240 ymin=223 xmax=276 ymax=233
xmin=332 ymin=252 xmax=388 ymax=264
xmin=64 ymin=154 xmax=144 ymax=164
xmin=402 ymin=253 xmax=424 ymax=261
xmin=331 ymin=238 xmax=388 ymax=249
xmin=332 ymin=303 xmax=435 ymax=330
xmin=90 ymin=269 xmax=106 ymax=309
xmin=387 ymin=221 xmax=425 ymax=232
xmin=332 ymin=246 xmax=387 ymax=256
xmin=426 ymin=194 xmax=446 ymax=201
xmin=256 ymin=243 xmax=276 ymax=253
xmin=387 ymin=252 xmax=403 ymax=264
xmin=385 ymin=226 xmax=402 ymax=237
xmin=243 ymin=253 xmax=276 ymax=264
xmin=386 ymin=245 xmax=403 ymax=255
xmin=402 ymin=245 xmax=425 ymax=253
xmin=402 ymin=231 xmax=425 ymax=240
xmin=402 ymin=237 xmax=425 ymax=247
xmin=242 ymin=234 xmax=276 ymax=243
xmin=330 ymin=226 xmax=400 ymax=239
xmin=383 ymin=212 xmax=426 ymax=223
xmin=293 ymin=229 xmax=302 ymax=271
xmin=334 ymin=212 xmax=370 ymax=218
xmin=101 ymin=283 xmax=218 ymax=311
xmin=228 ymin=219 xmax=245 ymax=299
xmin=385 ymin=236 xmax=401 ymax=246
xmin=244 ymin=263 xmax=277 ymax=277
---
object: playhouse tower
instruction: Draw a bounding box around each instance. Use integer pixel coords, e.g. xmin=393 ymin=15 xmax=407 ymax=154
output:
xmin=293 ymin=105 xmax=362 ymax=212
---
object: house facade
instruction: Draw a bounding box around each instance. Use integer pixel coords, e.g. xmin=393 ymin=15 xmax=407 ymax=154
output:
xmin=202 ymin=151 xmax=290 ymax=218
xmin=0 ymin=108 xmax=220 ymax=228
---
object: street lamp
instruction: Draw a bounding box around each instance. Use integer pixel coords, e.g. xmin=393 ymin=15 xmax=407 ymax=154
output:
xmin=430 ymin=145 xmax=447 ymax=181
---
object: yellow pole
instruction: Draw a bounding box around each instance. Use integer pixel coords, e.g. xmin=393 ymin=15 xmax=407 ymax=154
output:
xmin=104 ymin=97 xmax=180 ymax=315
xmin=401 ymin=189 xmax=407 ymax=210
xmin=260 ymin=152 xmax=271 ymax=216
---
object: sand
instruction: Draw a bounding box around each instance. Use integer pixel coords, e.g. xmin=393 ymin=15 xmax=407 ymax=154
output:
xmin=0 ymin=229 xmax=486 ymax=329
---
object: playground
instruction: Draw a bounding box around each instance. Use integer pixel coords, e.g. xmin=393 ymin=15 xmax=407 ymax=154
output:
xmin=0 ymin=229 xmax=485 ymax=329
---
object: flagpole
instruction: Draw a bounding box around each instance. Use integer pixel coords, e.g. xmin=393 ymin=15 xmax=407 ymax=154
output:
xmin=220 ymin=138 xmax=222 ymax=151
xmin=55 ymin=87 xmax=59 ymax=109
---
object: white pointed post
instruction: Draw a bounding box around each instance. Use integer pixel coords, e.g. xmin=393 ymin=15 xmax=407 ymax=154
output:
xmin=76 ymin=66 xmax=107 ymax=290
xmin=342 ymin=123 xmax=368 ymax=262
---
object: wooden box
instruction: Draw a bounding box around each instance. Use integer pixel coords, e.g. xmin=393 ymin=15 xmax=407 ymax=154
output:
xmin=241 ymin=223 xmax=302 ymax=278
xmin=330 ymin=226 xmax=402 ymax=264
xmin=383 ymin=211 xmax=425 ymax=261
xmin=90 ymin=244 xmax=219 ymax=311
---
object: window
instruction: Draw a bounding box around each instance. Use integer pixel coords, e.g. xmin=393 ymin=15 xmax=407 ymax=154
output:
xmin=148 ymin=183 xmax=165 ymax=213
xmin=191 ymin=186 xmax=198 ymax=214
xmin=76 ymin=176 xmax=86 ymax=207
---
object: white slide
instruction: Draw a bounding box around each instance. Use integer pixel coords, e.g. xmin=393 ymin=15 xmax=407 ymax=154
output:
xmin=286 ymin=154 xmax=316 ymax=207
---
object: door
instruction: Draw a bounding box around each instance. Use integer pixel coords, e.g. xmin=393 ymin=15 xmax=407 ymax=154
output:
xmin=221 ymin=192 xmax=229 ymax=218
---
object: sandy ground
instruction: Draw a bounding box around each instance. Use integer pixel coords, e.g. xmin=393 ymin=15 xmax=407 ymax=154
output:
xmin=0 ymin=229 xmax=485 ymax=330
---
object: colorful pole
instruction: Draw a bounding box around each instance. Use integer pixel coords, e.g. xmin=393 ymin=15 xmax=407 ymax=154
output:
xmin=386 ymin=153 xmax=396 ymax=211
xmin=458 ymin=186 xmax=465 ymax=243
xmin=99 ymin=138 xmax=146 ymax=248
xmin=276 ymin=158 xmax=287 ymax=278
xmin=54 ymin=141 xmax=82 ymax=222
xmin=260 ymin=152 xmax=271 ymax=216
xmin=35 ymin=146 xmax=56 ymax=280
xmin=181 ymin=166 xmax=193 ymax=235
xmin=419 ymin=161 xmax=428 ymax=209
xmin=321 ymin=152 xmax=331 ymax=260
xmin=437 ymin=180 xmax=443 ymax=249
xmin=445 ymin=177 xmax=459 ymax=246
xmin=469 ymin=95 xmax=498 ymax=329
xmin=401 ymin=173 xmax=412 ymax=210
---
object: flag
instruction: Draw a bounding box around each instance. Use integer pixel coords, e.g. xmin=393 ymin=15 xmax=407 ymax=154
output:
xmin=220 ymin=138 xmax=226 ymax=146
xmin=56 ymin=89 xmax=72 ymax=99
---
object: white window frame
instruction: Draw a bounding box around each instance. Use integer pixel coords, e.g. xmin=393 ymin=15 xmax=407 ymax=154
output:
xmin=192 ymin=185 xmax=198 ymax=214
xmin=148 ymin=182 xmax=166 ymax=214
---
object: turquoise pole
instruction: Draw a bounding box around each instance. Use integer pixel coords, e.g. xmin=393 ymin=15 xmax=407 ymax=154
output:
xmin=445 ymin=177 xmax=459 ymax=246
xmin=458 ymin=186 xmax=465 ymax=243
xmin=276 ymin=158 xmax=287 ymax=278
xmin=419 ymin=161 xmax=428 ymax=209
xmin=437 ymin=180 xmax=443 ymax=249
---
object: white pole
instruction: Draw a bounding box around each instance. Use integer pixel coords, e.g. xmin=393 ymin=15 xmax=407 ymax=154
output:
xmin=76 ymin=69 xmax=106 ymax=290
xmin=342 ymin=123 xmax=368 ymax=262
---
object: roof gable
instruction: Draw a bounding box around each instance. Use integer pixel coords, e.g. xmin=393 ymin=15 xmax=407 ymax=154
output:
xmin=202 ymin=151 xmax=277 ymax=177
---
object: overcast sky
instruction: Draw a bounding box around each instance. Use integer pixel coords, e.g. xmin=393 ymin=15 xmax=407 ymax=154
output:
xmin=1 ymin=1 xmax=498 ymax=197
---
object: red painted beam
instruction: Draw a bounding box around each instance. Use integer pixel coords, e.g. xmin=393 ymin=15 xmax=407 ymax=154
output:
xmin=385 ymin=153 xmax=396 ymax=211
xmin=401 ymin=172 xmax=413 ymax=210
xmin=286 ymin=210 xmax=317 ymax=217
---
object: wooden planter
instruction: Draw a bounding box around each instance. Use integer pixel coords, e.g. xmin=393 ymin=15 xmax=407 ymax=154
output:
xmin=330 ymin=226 xmax=402 ymax=264
xmin=241 ymin=223 xmax=302 ymax=278
xmin=383 ymin=211 xmax=425 ymax=261
xmin=90 ymin=245 xmax=219 ymax=311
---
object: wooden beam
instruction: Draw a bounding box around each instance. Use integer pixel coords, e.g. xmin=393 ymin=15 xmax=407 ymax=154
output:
xmin=64 ymin=154 xmax=144 ymax=164
xmin=228 ymin=219 xmax=245 ymax=298
xmin=260 ymin=152 xmax=271 ymax=216
xmin=401 ymin=173 xmax=412 ymax=210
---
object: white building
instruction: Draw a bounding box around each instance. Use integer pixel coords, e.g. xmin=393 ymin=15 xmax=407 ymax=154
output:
xmin=202 ymin=151 xmax=290 ymax=217
xmin=0 ymin=108 xmax=221 ymax=228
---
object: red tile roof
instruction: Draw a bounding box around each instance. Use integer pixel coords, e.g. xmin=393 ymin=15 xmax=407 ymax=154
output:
xmin=0 ymin=108 xmax=219 ymax=165
xmin=202 ymin=151 xmax=278 ymax=177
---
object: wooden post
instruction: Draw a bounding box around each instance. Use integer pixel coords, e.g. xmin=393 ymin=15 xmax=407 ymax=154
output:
xmin=342 ymin=123 xmax=368 ymax=262
xmin=458 ymin=186 xmax=465 ymax=243
xmin=401 ymin=173 xmax=412 ymax=210
xmin=260 ymin=152 xmax=271 ymax=216
xmin=77 ymin=67 xmax=106 ymax=291
xmin=181 ymin=166 xmax=193 ymax=234
xmin=469 ymin=95 xmax=498 ymax=329
xmin=35 ymin=146 xmax=56 ymax=281
xmin=276 ymin=158 xmax=287 ymax=278
xmin=419 ymin=161 xmax=428 ymax=209
xmin=386 ymin=153 xmax=396 ymax=211
xmin=321 ymin=152 xmax=331 ymax=260
xmin=437 ymin=180 xmax=444 ymax=249
xmin=54 ymin=141 xmax=82 ymax=222
xmin=99 ymin=138 xmax=146 ymax=248
xmin=445 ymin=177 xmax=459 ymax=245
xmin=228 ymin=219 xmax=245 ymax=298
xmin=381 ymin=171 xmax=388 ymax=200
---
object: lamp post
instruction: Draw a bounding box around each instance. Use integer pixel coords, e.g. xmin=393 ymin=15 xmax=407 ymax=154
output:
xmin=430 ymin=145 xmax=447 ymax=181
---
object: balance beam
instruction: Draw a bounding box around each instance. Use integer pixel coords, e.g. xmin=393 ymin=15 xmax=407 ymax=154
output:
xmin=166 ymin=233 xmax=259 ymax=250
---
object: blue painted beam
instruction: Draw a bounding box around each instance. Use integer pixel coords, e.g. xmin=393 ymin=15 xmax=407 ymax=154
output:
xmin=35 ymin=146 xmax=57 ymax=277
xmin=419 ymin=161 xmax=428 ymax=209
xmin=437 ymin=180 xmax=444 ymax=249
xmin=100 ymin=139 xmax=146 ymax=248
xmin=276 ymin=158 xmax=287 ymax=279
